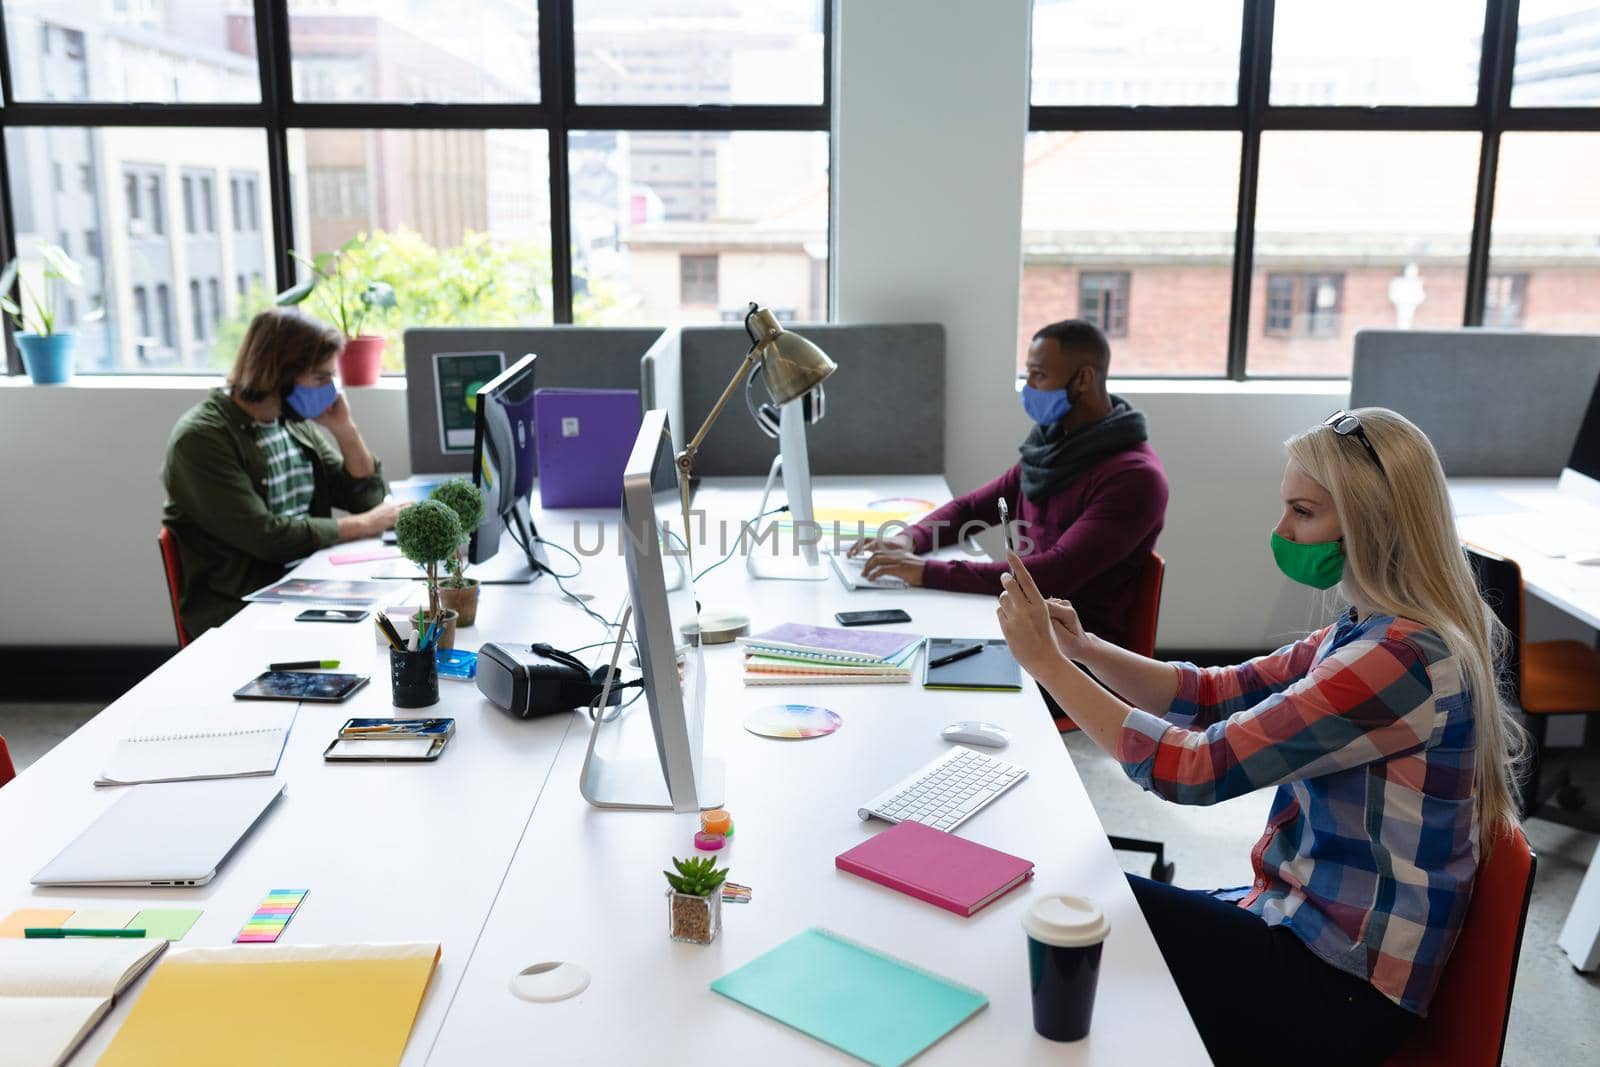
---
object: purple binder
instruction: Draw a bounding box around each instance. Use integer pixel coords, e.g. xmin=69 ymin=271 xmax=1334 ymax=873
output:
xmin=534 ymin=388 xmax=643 ymax=509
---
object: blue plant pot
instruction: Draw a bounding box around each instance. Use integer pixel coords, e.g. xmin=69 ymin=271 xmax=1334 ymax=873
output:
xmin=16 ymin=332 xmax=75 ymax=384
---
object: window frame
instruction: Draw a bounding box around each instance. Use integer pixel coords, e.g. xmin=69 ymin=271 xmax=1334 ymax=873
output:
xmin=1077 ymin=270 xmax=1130 ymax=338
xmin=1028 ymin=0 xmax=1600 ymax=380
xmin=0 ymin=0 xmax=833 ymax=374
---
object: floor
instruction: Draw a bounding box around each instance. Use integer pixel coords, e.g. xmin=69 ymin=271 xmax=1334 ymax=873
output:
xmin=3 ymin=702 xmax=1597 ymax=1063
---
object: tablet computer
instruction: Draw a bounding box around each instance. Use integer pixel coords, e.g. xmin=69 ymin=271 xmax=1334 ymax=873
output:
xmin=233 ymin=671 xmax=370 ymax=703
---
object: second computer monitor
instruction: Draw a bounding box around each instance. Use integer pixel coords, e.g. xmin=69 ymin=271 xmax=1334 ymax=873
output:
xmin=470 ymin=353 xmax=543 ymax=574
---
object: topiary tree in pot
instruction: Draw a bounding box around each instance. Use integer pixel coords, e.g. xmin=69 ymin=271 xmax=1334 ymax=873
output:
xmin=394 ymin=498 xmax=462 ymax=649
xmin=428 ymin=478 xmax=486 ymax=627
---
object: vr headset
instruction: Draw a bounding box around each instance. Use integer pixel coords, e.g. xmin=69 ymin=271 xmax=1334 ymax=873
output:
xmin=476 ymin=642 xmax=637 ymax=719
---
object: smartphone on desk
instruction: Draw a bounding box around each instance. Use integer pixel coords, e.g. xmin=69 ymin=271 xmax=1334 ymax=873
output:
xmin=296 ymin=608 xmax=369 ymax=624
xmin=835 ymin=609 xmax=912 ymax=627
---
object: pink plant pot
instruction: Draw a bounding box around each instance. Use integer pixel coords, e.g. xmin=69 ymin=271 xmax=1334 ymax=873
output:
xmin=339 ymin=335 xmax=385 ymax=386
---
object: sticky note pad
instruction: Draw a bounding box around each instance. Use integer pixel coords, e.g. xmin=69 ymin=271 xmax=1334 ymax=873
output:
xmin=62 ymin=907 xmax=140 ymax=930
xmin=133 ymin=908 xmax=204 ymax=942
xmin=235 ymin=889 xmax=307 ymax=944
xmin=0 ymin=907 xmax=75 ymax=937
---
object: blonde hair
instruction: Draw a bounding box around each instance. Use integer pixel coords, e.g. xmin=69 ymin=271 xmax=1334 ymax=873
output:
xmin=1285 ymin=407 xmax=1524 ymax=845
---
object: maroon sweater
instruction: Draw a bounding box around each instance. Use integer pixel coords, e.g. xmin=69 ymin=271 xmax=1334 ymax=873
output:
xmin=907 ymin=442 xmax=1168 ymax=650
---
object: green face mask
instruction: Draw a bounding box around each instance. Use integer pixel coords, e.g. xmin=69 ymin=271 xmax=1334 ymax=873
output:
xmin=1270 ymin=531 xmax=1345 ymax=590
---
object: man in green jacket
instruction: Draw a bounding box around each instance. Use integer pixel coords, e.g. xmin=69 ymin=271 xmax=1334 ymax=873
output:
xmin=162 ymin=308 xmax=400 ymax=637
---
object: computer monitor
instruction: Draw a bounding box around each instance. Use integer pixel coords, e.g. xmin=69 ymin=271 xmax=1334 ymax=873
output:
xmin=579 ymin=408 xmax=723 ymax=812
xmin=746 ymin=391 xmax=828 ymax=580
xmin=469 ymin=353 xmax=547 ymax=580
xmin=1559 ymin=371 xmax=1600 ymax=509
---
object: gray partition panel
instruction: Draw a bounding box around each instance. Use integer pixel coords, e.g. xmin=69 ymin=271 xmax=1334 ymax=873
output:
xmin=404 ymin=326 xmax=663 ymax=474
xmin=1350 ymin=328 xmax=1600 ymax=476
xmin=679 ymin=323 xmax=945 ymax=476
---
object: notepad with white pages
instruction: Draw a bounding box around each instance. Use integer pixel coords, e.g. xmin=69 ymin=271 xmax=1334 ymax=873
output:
xmin=96 ymin=706 xmax=296 ymax=787
xmin=0 ymin=937 xmax=168 ymax=1067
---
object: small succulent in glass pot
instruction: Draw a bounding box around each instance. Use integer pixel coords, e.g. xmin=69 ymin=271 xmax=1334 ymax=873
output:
xmin=664 ymin=855 xmax=728 ymax=945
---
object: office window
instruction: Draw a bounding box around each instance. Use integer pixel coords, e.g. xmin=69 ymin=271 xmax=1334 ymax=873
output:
xmin=189 ymin=279 xmax=204 ymax=339
xmin=289 ymin=0 xmax=539 ymax=103
xmin=1489 ymin=133 xmax=1600 ymax=334
xmin=575 ymin=1 xmax=822 ymax=105
xmin=1484 ymin=274 xmax=1529 ymax=329
xmin=2 ymin=0 xmax=259 ymax=103
xmin=1078 ymin=272 xmax=1130 ymax=338
xmin=8 ymin=127 xmax=272 ymax=372
xmin=1018 ymin=131 xmax=1238 ymax=375
xmin=289 ymin=127 xmax=553 ymax=370
xmin=1247 ymin=132 xmax=1476 ymax=376
xmin=1513 ymin=1 xmax=1600 ymax=107
xmin=572 ymin=129 xmax=827 ymax=325
xmin=1030 ymin=1 xmax=1242 ymax=106
xmin=680 ymin=255 xmax=718 ymax=306
xmin=1270 ymin=0 xmax=1483 ymax=106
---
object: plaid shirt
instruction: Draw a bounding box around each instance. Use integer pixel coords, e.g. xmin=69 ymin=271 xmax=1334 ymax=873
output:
xmin=1118 ymin=611 xmax=1479 ymax=1014
xmin=253 ymin=420 xmax=316 ymax=518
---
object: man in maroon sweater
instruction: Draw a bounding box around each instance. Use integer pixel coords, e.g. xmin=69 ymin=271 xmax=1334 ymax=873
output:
xmin=852 ymin=319 xmax=1167 ymax=651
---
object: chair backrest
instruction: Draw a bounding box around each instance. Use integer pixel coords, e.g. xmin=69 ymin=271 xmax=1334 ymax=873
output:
xmin=1125 ymin=552 xmax=1165 ymax=659
xmin=0 ymin=734 xmax=14 ymax=788
xmin=1386 ymin=825 xmax=1536 ymax=1067
xmin=157 ymin=527 xmax=192 ymax=649
xmin=1464 ymin=544 xmax=1524 ymax=705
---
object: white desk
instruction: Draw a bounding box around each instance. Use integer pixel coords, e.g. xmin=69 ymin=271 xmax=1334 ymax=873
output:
xmin=1449 ymin=478 xmax=1600 ymax=973
xmin=0 ymin=476 xmax=1206 ymax=1065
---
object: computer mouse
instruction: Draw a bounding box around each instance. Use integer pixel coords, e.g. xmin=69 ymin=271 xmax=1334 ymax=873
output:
xmin=941 ymin=721 xmax=1010 ymax=748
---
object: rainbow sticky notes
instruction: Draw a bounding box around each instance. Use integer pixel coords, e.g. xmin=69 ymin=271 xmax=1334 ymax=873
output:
xmin=235 ymin=889 xmax=307 ymax=944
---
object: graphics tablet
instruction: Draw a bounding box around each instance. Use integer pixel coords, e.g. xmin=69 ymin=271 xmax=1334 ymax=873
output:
xmin=234 ymin=671 xmax=370 ymax=703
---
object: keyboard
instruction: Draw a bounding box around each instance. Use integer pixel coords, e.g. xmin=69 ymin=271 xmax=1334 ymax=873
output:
xmin=858 ymin=747 xmax=1028 ymax=832
xmin=828 ymin=552 xmax=908 ymax=590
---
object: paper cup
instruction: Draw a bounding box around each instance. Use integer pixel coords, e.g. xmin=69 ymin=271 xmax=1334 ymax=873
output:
xmin=1023 ymin=894 xmax=1109 ymax=1041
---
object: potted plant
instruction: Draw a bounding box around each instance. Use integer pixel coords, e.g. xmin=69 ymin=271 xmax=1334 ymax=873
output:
xmin=394 ymin=499 xmax=463 ymax=650
xmin=275 ymin=237 xmax=396 ymax=386
xmin=428 ymin=478 xmax=486 ymax=628
xmin=0 ymin=244 xmax=100 ymax=384
xmin=664 ymin=855 xmax=728 ymax=945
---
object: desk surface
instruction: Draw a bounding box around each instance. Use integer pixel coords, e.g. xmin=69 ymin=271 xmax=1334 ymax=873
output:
xmin=0 ymin=476 xmax=1206 ymax=1066
xmin=1449 ymin=477 xmax=1600 ymax=629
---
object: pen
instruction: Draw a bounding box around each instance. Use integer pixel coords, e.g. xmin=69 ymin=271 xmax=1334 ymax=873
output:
xmin=929 ymin=643 xmax=986 ymax=669
xmin=269 ymin=659 xmax=340 ymax=672
xmin=25 ymin=928 xmax=147 ymax=938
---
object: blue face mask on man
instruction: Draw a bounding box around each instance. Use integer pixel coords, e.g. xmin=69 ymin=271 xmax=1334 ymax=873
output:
xmin=285 ymin=381 xmax=338 ymax=420
xmin=1021 ymin=384 xmax=1071 ymax=426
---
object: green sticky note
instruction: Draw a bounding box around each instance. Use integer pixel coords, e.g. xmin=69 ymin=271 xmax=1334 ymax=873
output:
xmin=131 ymin=908 xmax=203 ymax=941
xmin=711 ymin=928 xmax=987 ymax=1067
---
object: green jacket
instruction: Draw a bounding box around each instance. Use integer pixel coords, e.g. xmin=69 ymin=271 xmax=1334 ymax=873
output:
xmin=161 ymin=389 xmax=386 ymax=637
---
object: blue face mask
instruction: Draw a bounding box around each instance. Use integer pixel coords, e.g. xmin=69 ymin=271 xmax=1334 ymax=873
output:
xmin=285 ymin=381 xmax=338 ymax=420
xmin=1021 ymin=385 xmax=1071 ymax=426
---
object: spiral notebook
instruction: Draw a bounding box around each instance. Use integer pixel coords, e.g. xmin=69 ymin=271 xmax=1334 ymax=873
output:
xmin=96 ymin=706 xmax=296 ymax=787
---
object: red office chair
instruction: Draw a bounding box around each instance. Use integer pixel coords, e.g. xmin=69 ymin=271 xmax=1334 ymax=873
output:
xmin=1386 ymin=825 xmax=1536 ymax=1067
xmin=0 ymin=734 xmax=15 ymax=788
xmin=157 ymin=527 xmax=193 ymax=649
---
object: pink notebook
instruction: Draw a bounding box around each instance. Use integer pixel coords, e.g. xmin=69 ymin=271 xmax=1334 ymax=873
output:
xmin=835 ymin=820 xmax=1034 ymax=917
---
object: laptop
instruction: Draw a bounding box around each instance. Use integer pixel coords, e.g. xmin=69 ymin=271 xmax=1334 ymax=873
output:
xmin=32 ymin=777 xmax=285 ymax=888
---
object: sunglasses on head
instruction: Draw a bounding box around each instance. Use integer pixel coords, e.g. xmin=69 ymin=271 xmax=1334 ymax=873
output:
xmin=1324 ymin=410 xmax=1385 ymax=475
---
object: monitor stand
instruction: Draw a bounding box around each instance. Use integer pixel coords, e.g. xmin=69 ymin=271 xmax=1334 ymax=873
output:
xmin=465 ymin=499 xmax=548 ymax=584
xmin=746 ymin=400 xmax=829 ymax=582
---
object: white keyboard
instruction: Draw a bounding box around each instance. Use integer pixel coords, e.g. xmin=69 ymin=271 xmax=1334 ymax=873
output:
xmin=828 ymin=552 xmax=907 ymax=590
xmin=858 ymin=747 xmax=1028 ymax=832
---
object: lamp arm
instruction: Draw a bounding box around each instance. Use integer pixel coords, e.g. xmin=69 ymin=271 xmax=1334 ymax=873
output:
xmin=675 ymin=343 xmax=762 ymax=536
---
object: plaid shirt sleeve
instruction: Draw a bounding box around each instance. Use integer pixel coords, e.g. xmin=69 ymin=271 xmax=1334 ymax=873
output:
xmin=1118 ymin=630 xmax=1439 ymax=806
xmin=1158 ymin=625 xmax=1333 ymax=730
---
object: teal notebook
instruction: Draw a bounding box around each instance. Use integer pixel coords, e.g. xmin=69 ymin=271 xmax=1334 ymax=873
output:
xmin=710 ymin=927 xmax=987 ymax=1067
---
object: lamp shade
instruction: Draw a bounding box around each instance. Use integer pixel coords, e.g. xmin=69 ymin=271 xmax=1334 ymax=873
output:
xmin=749 ymin=307 xmax=836 ymax=405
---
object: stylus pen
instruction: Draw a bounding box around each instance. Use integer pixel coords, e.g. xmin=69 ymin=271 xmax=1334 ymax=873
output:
xmin=929 ymin=643 xmax=986 ymax=669
xmin=269 ymin=659 xmax=340 ymax=672
xmin=25 ymin=928 xmax=147 ymax=938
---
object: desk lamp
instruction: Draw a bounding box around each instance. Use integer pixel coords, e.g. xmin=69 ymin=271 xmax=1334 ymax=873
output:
xmin=673 ymin=303 xmax=836 ymax=532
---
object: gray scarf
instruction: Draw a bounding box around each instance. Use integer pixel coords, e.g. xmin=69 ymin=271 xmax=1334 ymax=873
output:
xmin=1018 ymin=396 xmax=1148 ymax=504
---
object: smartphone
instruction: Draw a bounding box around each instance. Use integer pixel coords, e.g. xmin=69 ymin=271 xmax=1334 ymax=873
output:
xmin=998 ymin=497 xmax=1017 ymax=555
xmin=835 ymin=609 xmax=912 ymax=627
xmin=296 ymin=608 xmax=369 ymax=623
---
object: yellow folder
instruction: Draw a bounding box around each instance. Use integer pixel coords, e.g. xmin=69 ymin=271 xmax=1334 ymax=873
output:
xmin=99 ymin=942 xmax=441 ymax=1067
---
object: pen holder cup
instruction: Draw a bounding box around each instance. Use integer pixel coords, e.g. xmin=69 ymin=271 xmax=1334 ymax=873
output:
xmin=390 ymin=647 xmax=440 ymax=708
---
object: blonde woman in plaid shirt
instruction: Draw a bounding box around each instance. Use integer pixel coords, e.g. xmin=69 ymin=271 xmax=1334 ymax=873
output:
xmin=999 ymin=408 xmax=1523 ymax=1066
